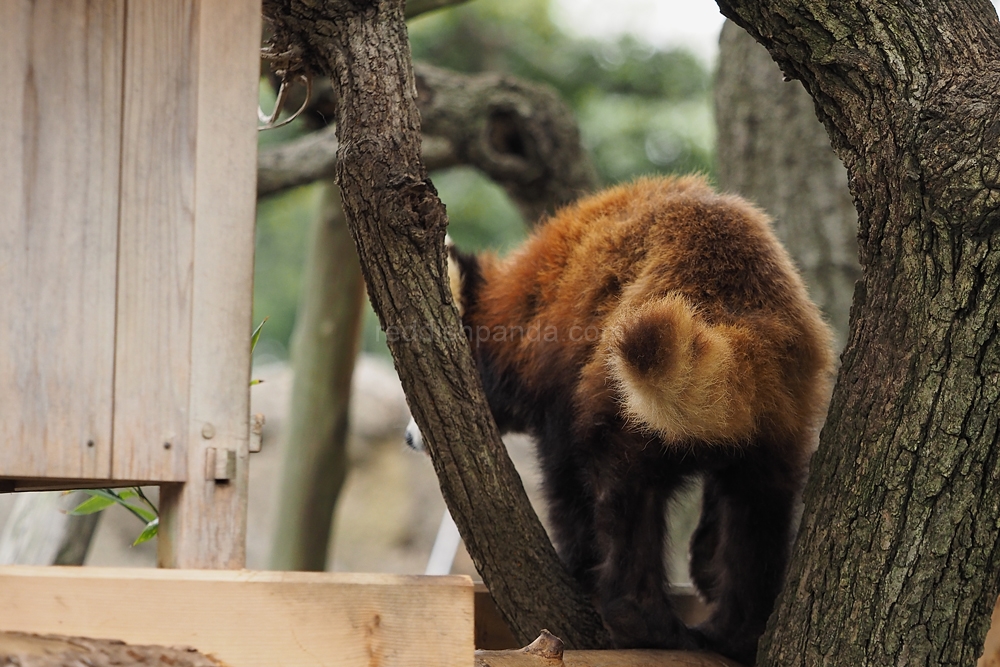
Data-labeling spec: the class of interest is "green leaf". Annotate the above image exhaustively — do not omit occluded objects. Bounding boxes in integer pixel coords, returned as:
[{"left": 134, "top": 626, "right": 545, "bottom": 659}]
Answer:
[
  {"left": 250, "top": 317, "right": 269, "bottom": 356},
  {"left": 118, "top": 489, "right": 138, "bottom": 500},
  {"left": 134, "top": 487, "right": 159, "bottom": 518},
  {"left": 68, "top": 495, "right": 116, "bottom": 515},
  {"left": 122, "top": 503, "right": 156, "bottom": 523},
  {"left": 249, "top": 378, "right": 264, "bottom": 386},
  {"left": 132, "top": 518, "right": 159, "bottom": 546},
  {"left": 80, "top": 488, "right": 125, "bottom": 504}
]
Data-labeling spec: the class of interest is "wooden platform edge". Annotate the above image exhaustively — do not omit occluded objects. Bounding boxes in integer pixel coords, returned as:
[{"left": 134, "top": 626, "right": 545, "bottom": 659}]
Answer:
[{"left": 0, "top": 567, "right": 474, "bottom": 667}]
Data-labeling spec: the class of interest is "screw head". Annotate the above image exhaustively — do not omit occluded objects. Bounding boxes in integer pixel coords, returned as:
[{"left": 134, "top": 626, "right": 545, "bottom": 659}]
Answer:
[{"left": 201, "top": 423, "right": 216, "bottom": 439}]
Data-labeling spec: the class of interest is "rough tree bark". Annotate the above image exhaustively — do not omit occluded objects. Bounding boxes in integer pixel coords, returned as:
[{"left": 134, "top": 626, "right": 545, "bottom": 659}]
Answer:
[
  {"left": 260, "top": 53, "right": 594, "bottom": 572},
  {"left": 711, "top": 2, "right": 1000, "bottom": 665},
  {"left": 714, "top": 20, "right": 860, "bottom": 350},
  {"left": 0, "top": 631, "right": 223, "bottom": 667},
  {"left": 261, "top": 0, "right": 610, "bottom": 648}
]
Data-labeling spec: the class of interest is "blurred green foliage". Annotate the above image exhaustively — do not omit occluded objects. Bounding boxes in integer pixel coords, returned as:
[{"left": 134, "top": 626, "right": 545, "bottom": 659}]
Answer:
[
  {"left": 253, "top": 0, "right": 714, "bottom": 361},
  {"left": 408, "top": 0, "right": 714, "bottom": 183}
]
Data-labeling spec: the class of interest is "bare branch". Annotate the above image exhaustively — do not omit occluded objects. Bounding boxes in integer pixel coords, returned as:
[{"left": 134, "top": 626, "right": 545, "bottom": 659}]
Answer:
[
  {"left": 257, "top": 64, "right": 596, "bottom": 220},
  {"left": 257, "top": 126, "right": 458, "bottom": 198},
  {"left": 416, "top": 63, "right": 597, "bottom": 222}
]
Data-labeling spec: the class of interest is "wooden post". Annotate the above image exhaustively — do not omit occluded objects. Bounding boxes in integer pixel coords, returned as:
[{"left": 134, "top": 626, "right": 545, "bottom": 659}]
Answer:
[{"left": 156, "top": 0, "right": 262, "bottom": 569}]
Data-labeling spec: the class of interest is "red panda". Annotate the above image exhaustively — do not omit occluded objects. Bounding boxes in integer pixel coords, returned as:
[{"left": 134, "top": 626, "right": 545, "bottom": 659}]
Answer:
[{"left": 408, "top": 175, "right": 834, "bottom": 663}]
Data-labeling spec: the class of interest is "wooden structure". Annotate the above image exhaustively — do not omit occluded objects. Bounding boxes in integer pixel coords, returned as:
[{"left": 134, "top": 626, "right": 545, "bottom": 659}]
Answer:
[
  {"left": 0, "top": 0, "right": 261, "bottom": 568},
  {"left": 0, "top": 567, "right": 474, "bottom": 667}
]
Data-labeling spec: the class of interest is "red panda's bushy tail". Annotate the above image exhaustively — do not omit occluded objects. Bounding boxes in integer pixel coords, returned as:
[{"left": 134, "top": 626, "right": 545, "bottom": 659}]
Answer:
[{"left": 604, "top": 294, "right": 758, "bottom": 444}]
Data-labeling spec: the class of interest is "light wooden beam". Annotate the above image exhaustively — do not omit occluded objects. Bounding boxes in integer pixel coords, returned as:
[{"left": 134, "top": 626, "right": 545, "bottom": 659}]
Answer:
[{"left": 0, "top": 567, "right": 474, "bottom": 667}]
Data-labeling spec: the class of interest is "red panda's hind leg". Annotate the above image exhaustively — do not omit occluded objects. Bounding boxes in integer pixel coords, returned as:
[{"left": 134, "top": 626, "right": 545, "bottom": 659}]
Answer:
[
  {"left": 590, "top": 455, "right": 701, "bottom": 651},
  {"left": 687, "top": 453, "right": 801, "bottom": 665}
]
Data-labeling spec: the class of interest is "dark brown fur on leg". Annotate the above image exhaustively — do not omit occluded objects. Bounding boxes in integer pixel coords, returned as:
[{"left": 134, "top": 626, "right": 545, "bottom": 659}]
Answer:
[
  {"left": 587, "top": 433, "right": 698, "bottom": 650},
  {"left": 690, "top": 453, "right": 801, "bottom": 664}
]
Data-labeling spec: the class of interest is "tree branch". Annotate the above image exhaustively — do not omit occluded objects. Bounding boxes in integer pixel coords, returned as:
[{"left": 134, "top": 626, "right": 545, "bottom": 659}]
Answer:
[
  {"left": 261, "top": 0, "right": 611, "bottom": 649},
  {"left": 415, "top": 63, "right": 597, "bottom": 222},
  {"left": 257, "top": 64, "right": 597, "bottom": 221},
  {"left": 712, "top": 3, "right": 1000, "bottom": 665},
  {"left": 257, "top": 125, "right": 457, "bottom": 198}
]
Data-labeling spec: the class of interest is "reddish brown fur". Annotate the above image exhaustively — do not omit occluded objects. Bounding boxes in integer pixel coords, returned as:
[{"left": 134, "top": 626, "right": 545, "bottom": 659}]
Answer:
[
  {"left": 449, "top": 175, "right": 834, "bottom": 663},
  {"left": 466, "top": 176, "right": 830, "bottom": 461}
]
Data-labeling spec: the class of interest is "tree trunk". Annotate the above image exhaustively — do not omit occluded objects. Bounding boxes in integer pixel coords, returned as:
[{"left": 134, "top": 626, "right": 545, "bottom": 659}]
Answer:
[
  {"left": 269, "top": 183, "right": 365, "bottom": 571},
  {"left": 714, "top": 20, "right": 860, "bottom": 350},
  {"left": 261, "top": 0, "right": 610, "bottom": 648},
  {"left": 259, "top": 51, "right": 594, "bottom": 576},
  {"left": 711, "top": 2, "right": 1000, "bottom": 665}
]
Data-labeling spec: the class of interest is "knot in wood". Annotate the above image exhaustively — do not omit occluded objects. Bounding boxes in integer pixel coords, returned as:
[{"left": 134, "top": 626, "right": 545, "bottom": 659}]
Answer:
[
  {"left": 522, "top": 630, "right": 564, "bottom": 660},
  {"left": 389, "top": 174, "right": 448, "bottom": 246}
]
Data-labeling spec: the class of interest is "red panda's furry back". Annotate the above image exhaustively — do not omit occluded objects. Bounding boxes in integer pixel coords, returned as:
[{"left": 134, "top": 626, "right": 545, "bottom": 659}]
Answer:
[
  {"left": 444, "top": 175, "right": 834, "bottom": 663},
  {"left": 466, "top": 175, "right": 830, "bottom": 453}
]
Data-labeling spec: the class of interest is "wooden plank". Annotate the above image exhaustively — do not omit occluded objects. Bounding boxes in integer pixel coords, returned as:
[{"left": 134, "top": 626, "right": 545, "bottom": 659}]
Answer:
[
  {"left": 112, "top": 0, "right": 199, "bottom": 482},
  {"left": 0, "top": 0, "right": 123, "bottom": 480},
  {"left": 157, "top": 0, "right": 262, "bottom": 568},
  {"left": 0, "top": 567, "right": 474, "bottom": 667}
]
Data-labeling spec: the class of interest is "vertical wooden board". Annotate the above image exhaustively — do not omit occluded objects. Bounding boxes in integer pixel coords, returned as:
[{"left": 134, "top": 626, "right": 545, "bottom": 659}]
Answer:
[
  {"left": 158, "top": 0, "right": 262, "bottom": 568},
  {"left": 0, "top": 0, "right": 123, "bottom": 480},
  {"left": 112, "top": 0, "right": 199, "bottom": 482},
  {"left": 0, "top": 568, "right": 475, "bottom": 667}
]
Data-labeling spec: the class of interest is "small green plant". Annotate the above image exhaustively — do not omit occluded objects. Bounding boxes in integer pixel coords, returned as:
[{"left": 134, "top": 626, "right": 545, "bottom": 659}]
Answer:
[
  {"left": 69, "top": 487, "right": 159, "bottom": 546},
  {"left": 250, "top": 316, "right": 268, "bottom": 385},
  {"left": 67, "top": 318, "right": 269, "bottom": 546}
]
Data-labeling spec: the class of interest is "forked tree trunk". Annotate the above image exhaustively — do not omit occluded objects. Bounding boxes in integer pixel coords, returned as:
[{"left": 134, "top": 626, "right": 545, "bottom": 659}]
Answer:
[
  {"left": 261, "top": 0, "right": 610, "bottom": 648},
  {"left": 711, "top": 2, "right": 1000, "bottom": 665}
]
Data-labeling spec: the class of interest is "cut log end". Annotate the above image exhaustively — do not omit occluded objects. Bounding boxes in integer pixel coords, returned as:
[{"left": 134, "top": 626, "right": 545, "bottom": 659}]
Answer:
[{"left": 0, "top": 631, "right": 228, "bottom": 667}]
